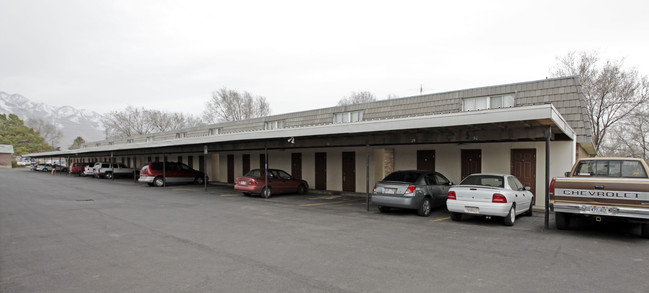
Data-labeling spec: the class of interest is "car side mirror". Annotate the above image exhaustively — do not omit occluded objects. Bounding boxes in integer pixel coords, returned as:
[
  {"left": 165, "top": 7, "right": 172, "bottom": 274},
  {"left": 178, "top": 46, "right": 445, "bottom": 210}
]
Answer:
[
  {"left": 448, "top": 182, "right": 453, "bottom": 186},
  {"left": 523, "top": 186, "right": 531, "bottom": 191},
  {"left": 564, "top": 172, "right": 571, "bottom": 177}
]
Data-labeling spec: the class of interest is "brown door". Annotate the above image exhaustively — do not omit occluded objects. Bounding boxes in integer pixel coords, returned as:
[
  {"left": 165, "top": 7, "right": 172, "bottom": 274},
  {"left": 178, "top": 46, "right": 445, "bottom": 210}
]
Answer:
[
  {"left": 227, "top": 154, "right": 234, "bottom": 183},
  {"left": 342, "top": 152, "right": 356, "bottom": 192},
  {"left": 291, "top": 153, "right": 302, "bottom": 179},
  {"left": 242, "top": 154, "right": 250, "bottom": 175},
  {"left": 461, "top": 149, "right": 482, "bottom": 180},
  {"left": 417, "top": 150, "right": 435, "bottom": 171},
  {"left": 511, "top": 149, "right": 536, "bottom": 196},
  {"left": 259, "top": 154, "right": 266, "bottom": 170},
  {"left": 315, "top": 152, "right": 327, "bottom": 190}
]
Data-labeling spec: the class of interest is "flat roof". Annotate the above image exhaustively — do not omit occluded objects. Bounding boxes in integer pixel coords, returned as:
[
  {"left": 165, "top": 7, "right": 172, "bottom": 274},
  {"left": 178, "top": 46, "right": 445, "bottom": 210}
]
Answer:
[{"left": 25, "top": 104, "right": 576, "bottom": 158}]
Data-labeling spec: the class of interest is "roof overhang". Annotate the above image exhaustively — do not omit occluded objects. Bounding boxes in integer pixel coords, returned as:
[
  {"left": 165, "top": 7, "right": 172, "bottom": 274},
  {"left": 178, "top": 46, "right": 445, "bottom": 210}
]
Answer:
[{"left": 25, "top": 104, "right": 581, "bottom": 157}]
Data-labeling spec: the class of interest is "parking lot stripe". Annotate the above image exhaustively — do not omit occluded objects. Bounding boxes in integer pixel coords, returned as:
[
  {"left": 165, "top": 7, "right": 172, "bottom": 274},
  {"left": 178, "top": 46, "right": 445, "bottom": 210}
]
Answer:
[
  {"left": 300, "top": 199, "right": 362, "bottom": 207},
  {"left": 219, "top": 194, "right": 241, "bottom": 197},
  {"left": 430, "top": 216, "right": 450, "bottom": 222}
]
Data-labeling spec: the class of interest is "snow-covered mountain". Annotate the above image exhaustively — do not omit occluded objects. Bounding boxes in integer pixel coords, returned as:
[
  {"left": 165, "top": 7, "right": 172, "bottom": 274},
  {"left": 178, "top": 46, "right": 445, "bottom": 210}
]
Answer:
[{"left": 0, "top": 92, "right": 105, "bottom": 149}]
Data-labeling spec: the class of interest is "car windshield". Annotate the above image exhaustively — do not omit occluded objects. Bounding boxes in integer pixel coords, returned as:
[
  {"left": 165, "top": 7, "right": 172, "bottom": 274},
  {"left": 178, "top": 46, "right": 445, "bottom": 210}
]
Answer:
[
  {"left": 382, "top": 172, "right": 421, "bottom": 183},
  {"left": 460, "top": 175, "right": 504, "bottom": 188}
]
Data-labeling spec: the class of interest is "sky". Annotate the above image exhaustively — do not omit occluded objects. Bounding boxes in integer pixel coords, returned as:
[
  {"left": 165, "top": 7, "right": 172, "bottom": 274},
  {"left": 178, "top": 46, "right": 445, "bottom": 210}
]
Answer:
[{"left": 1, "top": 0, "right": 648, "bottom": 118}]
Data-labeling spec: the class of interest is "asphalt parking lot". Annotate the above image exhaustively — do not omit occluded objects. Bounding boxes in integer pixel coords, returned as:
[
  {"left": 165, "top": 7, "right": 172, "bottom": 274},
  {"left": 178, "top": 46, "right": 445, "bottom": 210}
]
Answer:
[{"left": 1, "top": 169, "right": 648, "bottom": 293}]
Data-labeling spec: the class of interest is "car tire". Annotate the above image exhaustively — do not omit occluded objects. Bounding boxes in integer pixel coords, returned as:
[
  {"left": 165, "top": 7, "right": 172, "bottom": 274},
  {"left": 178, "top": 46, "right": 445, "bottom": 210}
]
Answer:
[
  {"left": 450, "top": 212, "right": 462, "bottom": 221},
  {"left": 296, "top": 184, "right": 307, "bottom": 195},
  {"left": 641, "top": 223, "right": 649, "bottom": 239},
  {"left": 524, "top": 200, "right": 533, "bottom": 217},
  {"left": 262, "top": 187, "right": 272, "bottom": 199},
  {"left": 417, "top": 197, "right": 432, "bottom": 217},
  {"left": 105, "top": 172, "right": 113, "bottom": 180},
  {"left": 555, "top": 212, "right": 571, "bottom": 230},
  {"left": 194, "top": 176, "right": 204, "bottom": 185},
  {"left": 377, "top": 206, "right": 391, "bottom": 213},
  {"left": 153, "top": 176, "right": 165, "bottom": 187},
  {"left": 503, "top": 206, "right": 516, "bottom": 226}
]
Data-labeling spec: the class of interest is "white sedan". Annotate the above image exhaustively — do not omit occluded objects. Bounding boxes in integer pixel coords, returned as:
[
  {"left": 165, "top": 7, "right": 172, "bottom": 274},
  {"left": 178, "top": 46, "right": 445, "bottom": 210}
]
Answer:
[{"left": 447, "top": 173, "right": 534, "bottom": 226}]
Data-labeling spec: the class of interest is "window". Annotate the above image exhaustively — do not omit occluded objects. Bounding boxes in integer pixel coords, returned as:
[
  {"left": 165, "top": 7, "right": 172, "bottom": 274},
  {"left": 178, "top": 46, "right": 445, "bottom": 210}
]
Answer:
[
  {"left": 334, "top": 110, "right": 364, "bottom": 123},
  {"left": 265, "top": 120, "right": 285, "bottom": 130},
  {"left": 208, "top": 128, "right": 220, "bottom": 136},
  {"left": 572, "top": 160, "right": 648, "bottom": 178},
  {"left": 463, "top": 94, "right": 515, "bottom": 111},
  {"left": 176, "top": 132, "right": 186, "bottom": 139}
]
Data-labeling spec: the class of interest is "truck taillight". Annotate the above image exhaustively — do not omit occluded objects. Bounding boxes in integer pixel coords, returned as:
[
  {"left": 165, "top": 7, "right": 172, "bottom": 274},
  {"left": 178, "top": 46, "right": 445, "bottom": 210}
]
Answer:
[
  {"left": 549, "top": 178, "right": 556, "bottom": 197},
  {"left": 492, "top": 193, "right": 507, "bottom": 203},
  {"left": 448, "top": 191, "right": 456, "bottom": 200}
]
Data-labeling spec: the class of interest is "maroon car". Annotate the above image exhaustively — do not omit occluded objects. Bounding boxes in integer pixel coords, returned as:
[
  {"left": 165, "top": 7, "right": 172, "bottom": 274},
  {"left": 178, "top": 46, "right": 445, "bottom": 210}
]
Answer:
[
  {"left": 234, "top": 169, "right": 308, "bottom": 198},
  {"left": 68, "top": 162, "right": 90, "bottom": 176}
]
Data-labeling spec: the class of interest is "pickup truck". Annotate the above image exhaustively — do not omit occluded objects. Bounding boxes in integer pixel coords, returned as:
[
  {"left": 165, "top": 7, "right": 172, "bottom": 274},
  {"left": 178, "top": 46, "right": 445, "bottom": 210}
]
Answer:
[{"left": 550, "top": 157, "right": 649, "bottom": 238}]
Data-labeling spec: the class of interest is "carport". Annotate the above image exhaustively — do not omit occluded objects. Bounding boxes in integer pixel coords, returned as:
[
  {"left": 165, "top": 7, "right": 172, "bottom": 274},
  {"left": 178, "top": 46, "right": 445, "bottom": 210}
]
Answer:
[{"left": 27, "top": 104, "right": 579, "bottom": 228}]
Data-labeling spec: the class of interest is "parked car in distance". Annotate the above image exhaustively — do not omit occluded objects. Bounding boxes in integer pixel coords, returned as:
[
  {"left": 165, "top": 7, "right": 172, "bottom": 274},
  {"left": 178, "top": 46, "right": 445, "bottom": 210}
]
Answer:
[
  {"left": 234, "top": 169, "right": 308, "bottom": 198},
  {"left": 372, "top": 170, "right": 452, "bottom": 217},
  {"left": 138, "top": 162, "right": 206, "bottom": 187},
  {"left": 68, "top": 162, "right": 89, "bottom": 176},
  {"left": 447, "top": 173, "right": 534, "bottom": 226},
  {"left": 34, "top": 163, "right": 46, "bottom": 171},
  {"left": 93, "top": 162, "right": 135, "bottom": 179},
  {"left": 82, "top": 162, "right": 97, "bottom": 177}
]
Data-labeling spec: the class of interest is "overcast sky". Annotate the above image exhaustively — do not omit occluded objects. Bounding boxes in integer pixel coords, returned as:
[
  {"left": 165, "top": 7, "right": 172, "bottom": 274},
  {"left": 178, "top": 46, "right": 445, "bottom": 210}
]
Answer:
[{"left": 1, "top": 0, "right": 648, "bottom": 118}]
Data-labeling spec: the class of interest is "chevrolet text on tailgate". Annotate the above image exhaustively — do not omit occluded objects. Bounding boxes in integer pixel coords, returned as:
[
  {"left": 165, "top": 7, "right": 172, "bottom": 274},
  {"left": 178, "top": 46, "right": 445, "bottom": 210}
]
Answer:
[{"left": 550, "top": 157, "right": 649, "bottom": 238}]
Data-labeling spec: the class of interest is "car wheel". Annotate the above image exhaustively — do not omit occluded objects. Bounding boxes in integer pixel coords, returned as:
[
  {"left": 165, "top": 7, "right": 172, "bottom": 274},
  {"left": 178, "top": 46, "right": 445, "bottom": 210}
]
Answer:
[
  {"left": 450, "top": 212, "right": 462, "bottom": 221},
  {"left": 524, "top": 200, "right": 533, "bottom": 217},
  {"left": 417, "top": 197, "right": 432, "bottom": 217},
  {"left": 105, "top": 172, "right": 113, "bottom": 180},
  {"left": 555, "top": 212, "right": 571, "bottom": 230},
  {"left": 641, "top": 223, "right": 649, "bottom": 239},
  {"left": 153, "top": 176, "right": 165, "bottom": 187},
  {"left": 296, "top": 184, "right": 307, "bottom": 195},
  {"left": 503, "top": 206, "right": 516, "bottom": 226},
  {"left": 261, "top": 187, "right": 272, "bottom": 199},
  {"left": 194, "top": 176, "right": 204, "bottom": 185},
  {"left": 377, "top": 206, "right": 391, "bottom": 213}
]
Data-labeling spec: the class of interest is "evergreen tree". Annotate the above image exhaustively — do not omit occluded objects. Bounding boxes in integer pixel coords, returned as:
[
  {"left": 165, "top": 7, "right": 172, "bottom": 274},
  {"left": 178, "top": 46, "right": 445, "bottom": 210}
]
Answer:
[{"left": 0, "top": 114, "right": 52, "bottom": 155}]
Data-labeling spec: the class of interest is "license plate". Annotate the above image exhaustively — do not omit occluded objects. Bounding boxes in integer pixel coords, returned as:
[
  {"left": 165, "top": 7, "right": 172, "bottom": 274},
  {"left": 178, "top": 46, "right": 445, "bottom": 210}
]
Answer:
[
  {"left": 239, "top": 181, "right": 247, "bottom": 185},
  {"left": 384, "top": 188, "right": 396, "bottom": 194},
  {"left": 465, "top": 206, "right": 479, "bottom": 214},
  {"left": 587, "top": 205, "right": 610, "bottom": 214}
]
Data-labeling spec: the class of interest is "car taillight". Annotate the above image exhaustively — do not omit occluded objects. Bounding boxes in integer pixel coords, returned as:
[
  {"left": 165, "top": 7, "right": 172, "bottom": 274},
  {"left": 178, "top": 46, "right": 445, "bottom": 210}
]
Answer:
[
  {"left": 373, "top": 184, "right": 377, "bottom": 192},
  {"left": 249, "top": 179, "right": 257, "bottom": 186},
  {"left": 404, "top": 185, "right": 416, "bottom": 197},
  {"left": 492, "top": 193, "right": 507, "bottom": 203},
  {"left": 448, "top": 191, "right": 456, "bottom": 200}
]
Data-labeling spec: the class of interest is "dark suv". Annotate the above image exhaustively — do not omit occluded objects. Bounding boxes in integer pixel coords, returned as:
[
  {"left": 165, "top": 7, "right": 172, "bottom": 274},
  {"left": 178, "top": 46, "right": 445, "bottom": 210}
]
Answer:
[{"left": 138, "top": 162, "right": 206, "bottom": 187}]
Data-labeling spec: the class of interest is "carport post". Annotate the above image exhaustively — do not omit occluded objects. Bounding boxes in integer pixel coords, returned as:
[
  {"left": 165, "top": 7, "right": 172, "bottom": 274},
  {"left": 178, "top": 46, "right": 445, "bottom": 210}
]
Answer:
[
  {"left": 162, "top": 153, "right": 166, "bottom": 187},
  {"left": 111, "top": 152, "right": 114, "bottom": 181},
  {"left": 67, "top": 156, "right": 70, "bottom": 176},
  {"left": 204, "top": 145, "right": 208, "bottom": 192},
  {"left": 366, "top": 144, "right": 370, "bottom": 212},
  {"left": 544, "top": 127, "right": 551, "bottom": 230},
  {"left": 264, "top": 147, "right": 268, "bottom": 197}
]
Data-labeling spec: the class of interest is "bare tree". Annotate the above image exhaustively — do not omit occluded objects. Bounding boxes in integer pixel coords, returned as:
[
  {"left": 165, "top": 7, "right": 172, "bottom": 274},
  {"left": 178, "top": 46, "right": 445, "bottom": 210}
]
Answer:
[
  {"left": 601, "top": 103, "right": 649, "bottom": 161},
  {"left": 202, "top": 88, "right": 271, "bottom": 123},
  {"left": 550, "top": 51, "right": 648, "bottom": 154},
  {"left": 102, "top": 106, "right": 204, "bottom": 139},
  {"left": 337, "top": 91, "right": 377, "bottom": 106},
  {"left": 25, "top": 118, "right": 62, "bottom": 149}
]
